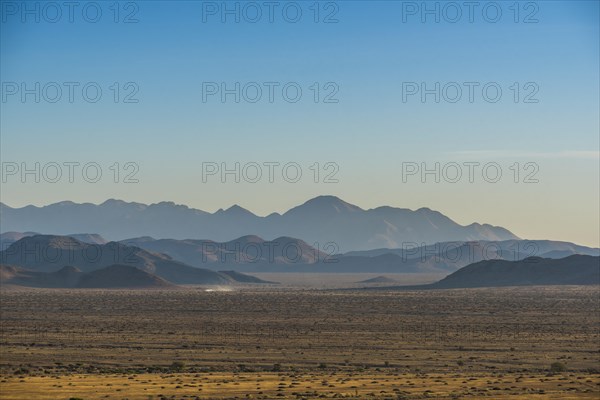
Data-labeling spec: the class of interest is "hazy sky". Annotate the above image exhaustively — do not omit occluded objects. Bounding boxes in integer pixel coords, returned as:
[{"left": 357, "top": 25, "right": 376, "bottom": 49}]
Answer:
[{"left": 1, "top": 1, "right": 599, "bottom": 247}]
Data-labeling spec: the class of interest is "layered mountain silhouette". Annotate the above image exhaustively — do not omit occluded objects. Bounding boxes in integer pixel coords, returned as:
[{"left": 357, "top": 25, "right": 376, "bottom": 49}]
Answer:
[
  {"left": 120, "top": 236, "right": 485, "bottom": 273},
  {"left": 2, "top": 232, "right": 598, "bottom": 274},
  {"left": 0, "top": 235, "right": 272, "bottom": 286},
  {"left": 119, "top": 236, "right": 600, "bottom": 274},
  {"left": 0, "top": 196, "right": 518, "bottom": 251},
  {"left": 344, "top": 240, "right": 600, "bottom": 259},
  {"left": 2, "top": 236, "right": 597, "bottom": 289},
  {"left": 121, "top": 235, "right": 329, "bottom": 268}
]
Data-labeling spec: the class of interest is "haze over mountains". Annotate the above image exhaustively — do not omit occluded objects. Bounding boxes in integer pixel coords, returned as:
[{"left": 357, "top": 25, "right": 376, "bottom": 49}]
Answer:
[
  {"left": 122, "top": 235, "right": 329, "bottom": 267},
  {"left": 2, "top": 232, "right": 598, "bottom": 274},
  {"left": 344, "top": 240, "right": 600, "bottom": 261},
  {"left": 110, "top": 236, "right": 600, "bottom": 273},
  {"left": 1, "top": 234, "right": 598, "bottom": 289},
  {"left": 0, "top": 235, "right": 272, "bottom": 286},
  {"left": 1, "top": 196, "right": 597, "bottom": 288},
  {"left": 0, "top": 196, "right": 518, "bottom": 251}
]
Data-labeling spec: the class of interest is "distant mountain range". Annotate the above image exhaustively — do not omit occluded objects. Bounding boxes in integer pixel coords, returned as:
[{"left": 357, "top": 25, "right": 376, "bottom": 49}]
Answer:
[
  {"left": 121, "top": 235, "right": 328, "bottom": 267},
  {"left": 2, "top": 233, "right": 598, "bottom": 274},
  {"left": 344, "top": 239, "right": 600, "bottom": 261},
  {"left": 0, "top": 196, "right": 518, "bottom": 251},
  {"left": 365, "top": 255, "right": 600, "bottom": 290},
  {"left": 118, "top": 236, "right": 600, "bottom": 273},
  {"left": 0, "top": 235, "right": 273, "bottom": 287},
  {"left": 2, "top": 235, "right": 597, "bottom": 289}
]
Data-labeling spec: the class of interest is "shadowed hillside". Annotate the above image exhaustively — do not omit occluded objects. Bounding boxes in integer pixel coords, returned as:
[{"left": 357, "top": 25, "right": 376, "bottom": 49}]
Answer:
[
  {"left": 358, "top": 255, "right": 600, "bottom": 290},
  {"left": 122, "top": 235, "right": 328, "bottom": 267},
  {"left": 0, "top": 264, "right": 173, "bottom": 288},
  {"left": 0, "top": 235, "right": 271, "bottom": 285},
  {"left": 77, "top": 265, "right": 174, "bottom": 288},
  {"left": 430, "top": 255, "right": 600, "bottom": 288}
]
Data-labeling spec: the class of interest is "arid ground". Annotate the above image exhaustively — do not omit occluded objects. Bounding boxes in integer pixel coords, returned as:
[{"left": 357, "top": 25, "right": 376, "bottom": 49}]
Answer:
[{"left": 1, "top": 285, "right": 599, "bottom": 399}]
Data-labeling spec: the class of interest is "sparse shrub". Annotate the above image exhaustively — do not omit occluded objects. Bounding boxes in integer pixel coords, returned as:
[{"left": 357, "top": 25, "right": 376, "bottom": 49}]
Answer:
[
  {"left": 457, "top": 360, "right": 464, "bottom": 366},
  {"left": 170, "top": 361, "right": 186, "bottom": 372},
  {"left": 318, "top": 362, "right": 327, "bottom": 369},
  {"left": 550, "top": 362, "right": 567, "bottom": 373}
]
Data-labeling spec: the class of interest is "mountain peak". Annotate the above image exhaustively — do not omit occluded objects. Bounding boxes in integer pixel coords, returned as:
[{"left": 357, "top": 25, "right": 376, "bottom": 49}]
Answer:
[
  {"left": 51, "top": 201, "right": 77, "bottom": 207},
  {"left": 150, "top": 201, "right": 189, "bottom": 209},
  {"left": 286, "top": 195, "right": 363, "bottom": 216},
  {"left": 100, "top": 199, "right": 129, "bottom": 207},
  {"left": 216, "top": 204, "right": 256, "bottom": 217},
  {"left": 2, "top": 197, "right": 520, "bottom": 249},
  {"left": 226, "top": 234, "right": 265, "bottom": 244}
]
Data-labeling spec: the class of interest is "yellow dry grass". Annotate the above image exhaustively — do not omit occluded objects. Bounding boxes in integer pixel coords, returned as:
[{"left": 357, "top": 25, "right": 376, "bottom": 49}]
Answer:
[{"left": 1, "top": 286, "right": 599, "bottom": 399}]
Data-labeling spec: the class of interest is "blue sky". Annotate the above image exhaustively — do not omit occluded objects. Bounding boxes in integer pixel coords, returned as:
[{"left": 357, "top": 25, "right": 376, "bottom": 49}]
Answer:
[{"left": 1, "top": 0, "right": 599, "bottom": 246}]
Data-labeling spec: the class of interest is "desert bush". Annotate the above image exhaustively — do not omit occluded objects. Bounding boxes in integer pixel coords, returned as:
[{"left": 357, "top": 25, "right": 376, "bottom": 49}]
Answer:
[
  {"left": 170, "top": 361, "right": 186, "bottom": 372},
  {"left": 550, "top": 362, "right": 567, "bottom": 373}
]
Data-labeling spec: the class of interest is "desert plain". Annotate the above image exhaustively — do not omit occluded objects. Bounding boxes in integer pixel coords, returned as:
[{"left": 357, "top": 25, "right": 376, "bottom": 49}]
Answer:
[{"left": 0, "top": 284, "right": 599, "bottom": 399}]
